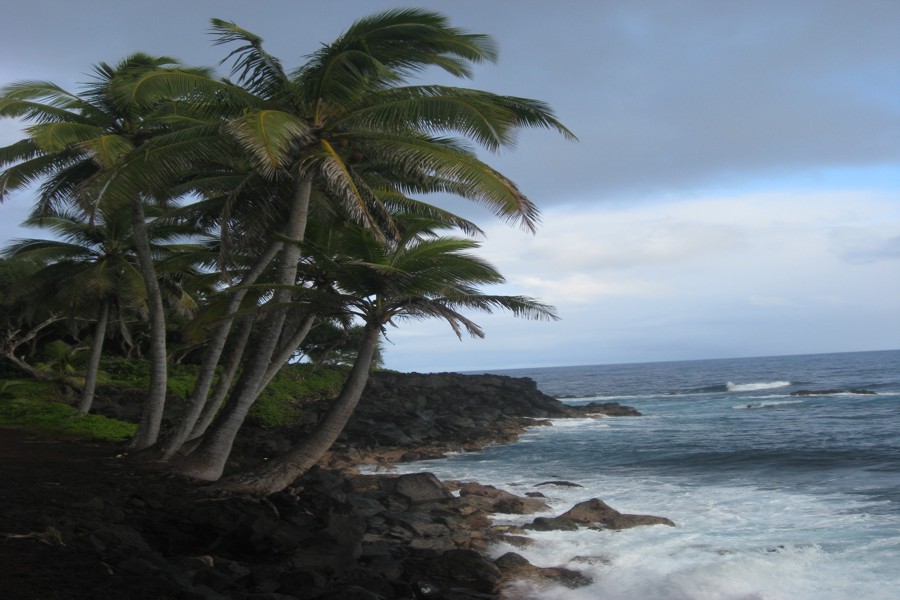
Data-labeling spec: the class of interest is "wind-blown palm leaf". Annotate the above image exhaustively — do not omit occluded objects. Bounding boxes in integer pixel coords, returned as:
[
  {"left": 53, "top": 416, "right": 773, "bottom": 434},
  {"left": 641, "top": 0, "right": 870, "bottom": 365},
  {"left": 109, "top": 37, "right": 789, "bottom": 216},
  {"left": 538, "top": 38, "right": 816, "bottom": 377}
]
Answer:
[
  {"left": 344, "top": 133, "right": 541, "bottom": 231},
  {"left": 113, "top": 69, "right": 261, "bottom": 117},
  {"left": 225, "top": 110, "right": 313, "bottom": 177},
  {"left": 210, "top": 19, "right": 291, "bottom": 100},
  {"left": 345, "top": 86, "right": 576, "bottom": 151}
]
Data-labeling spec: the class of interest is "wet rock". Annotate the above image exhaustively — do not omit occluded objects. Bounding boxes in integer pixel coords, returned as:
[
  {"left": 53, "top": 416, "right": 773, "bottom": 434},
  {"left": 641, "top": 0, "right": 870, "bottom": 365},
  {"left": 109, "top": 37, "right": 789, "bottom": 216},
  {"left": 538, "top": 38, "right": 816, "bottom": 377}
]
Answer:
[
  {"left": 392, "top": 472, "right": 454, "bottom": 504},
  {"left": 406, "top": 549, "right": 502, "bottom": 594},
  {"left": 525, "top": 516, "right": 579, "bottom": 532},
  {"left": 574, "top": 401, "right": 641, "bottom": 416},
  {"left": 494, "top": 552, "right": 592, "bottom": 589},
  {"left": 790, "top": 389, "right": 876, "bottom": 396},
  {"left": 534, "top": 480, "right": 583, "bottom": 488},
  {"left": 457, "top": 482, "right": 547, "bottom": 514},
  {"left": 559, "top": 498, "right": 675, "bottom": 529}
]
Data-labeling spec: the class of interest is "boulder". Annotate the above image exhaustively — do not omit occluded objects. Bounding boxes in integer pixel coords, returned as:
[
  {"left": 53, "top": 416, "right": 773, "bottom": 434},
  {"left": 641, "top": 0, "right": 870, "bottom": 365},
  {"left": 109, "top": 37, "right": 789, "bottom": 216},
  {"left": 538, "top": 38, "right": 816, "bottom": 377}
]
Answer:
[
  {"left": 559, "top": 498, "right": 675, "bottom": 530},
  {"left": 405, "top": 549, "right": 502, "bottom": 594},
  {"left": 524, "top": 516, "right": 579, "bottom": 532},
  {"left": 393, "top": 472, "right": 453, "bottom": 504},
  {"left": 494, "top": 552, "right": 592, "bottom": 589},
  {"left": 534, "top": 480, "right": 583, "bottom": 488},
  {"left": 457, "top": 482, "right": 547, "bottom": 514}
]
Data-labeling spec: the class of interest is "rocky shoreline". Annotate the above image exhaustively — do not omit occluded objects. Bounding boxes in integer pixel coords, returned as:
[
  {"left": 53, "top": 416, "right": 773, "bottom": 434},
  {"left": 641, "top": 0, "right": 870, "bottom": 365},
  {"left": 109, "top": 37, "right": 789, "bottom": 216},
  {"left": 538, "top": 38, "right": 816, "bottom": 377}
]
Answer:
[{"left": 1, "top": 373, "right": 671, "bottom": 599}]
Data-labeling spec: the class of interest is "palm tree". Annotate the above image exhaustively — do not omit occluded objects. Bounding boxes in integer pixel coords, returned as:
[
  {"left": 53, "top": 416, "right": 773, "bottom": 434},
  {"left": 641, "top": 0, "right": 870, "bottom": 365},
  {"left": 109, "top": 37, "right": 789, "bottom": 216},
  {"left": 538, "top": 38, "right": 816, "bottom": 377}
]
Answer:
[
  {"left": 155, "top": 9, "right": 574, "bottom": 477},
  {"left": 2, "top": 202, "right": 204, "bottom": 413},
  {"left": 219, "top": 215, "right": 558, "bottom": 494},
  {"left": 0, "top": 54, "right": 215, "bottom": 448}
]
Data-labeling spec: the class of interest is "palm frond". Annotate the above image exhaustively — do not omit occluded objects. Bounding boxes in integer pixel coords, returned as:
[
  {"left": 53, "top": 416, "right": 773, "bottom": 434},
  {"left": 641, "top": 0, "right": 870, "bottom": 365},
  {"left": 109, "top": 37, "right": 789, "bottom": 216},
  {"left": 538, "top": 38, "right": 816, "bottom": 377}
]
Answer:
[
  {"left": 210, "top": 19, "right": 289, "bottom": 98},
  {"left": 225, "top": 109, "right": 313, "bottom": 177},
  {"left": 347, "top": 133, "right": 541, "bottom": 232},
  {"left": 346, "top": 85, "right": 577, "bottom": 151}
]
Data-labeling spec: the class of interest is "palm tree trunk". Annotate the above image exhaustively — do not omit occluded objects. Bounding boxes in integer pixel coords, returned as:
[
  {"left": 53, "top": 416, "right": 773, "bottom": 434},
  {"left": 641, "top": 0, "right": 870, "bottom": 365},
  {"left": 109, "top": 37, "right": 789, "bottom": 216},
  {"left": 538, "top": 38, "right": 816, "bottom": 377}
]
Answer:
[
  {"left": 188, "top": 314, "right": 254, "bottom": 441},
  {"left": 221, "top": 324, "right": 381, "bottom": 495},
  {"left": 130, "top": 198, "right": 169, "bottom": 450},
  {"left": 257, "top": 312, "right": 316, "bottom": 392},
  {"left": 172, "top": 178, "right": 312, "bottom": 481},
  {"left": 160, "top": 240, "right": 283, "bottom": 460},
  {"left": 77, "top": 300, "right": 110, "bottom": 414}
]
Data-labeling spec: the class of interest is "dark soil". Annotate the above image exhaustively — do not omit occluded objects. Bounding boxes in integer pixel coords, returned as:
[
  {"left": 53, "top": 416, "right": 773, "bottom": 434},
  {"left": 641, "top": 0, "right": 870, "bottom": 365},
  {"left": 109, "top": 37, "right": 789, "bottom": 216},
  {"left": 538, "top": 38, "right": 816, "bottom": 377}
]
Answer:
[
  {"left": 0, "top": 373, "right": 644, "bottom": 599},
  {"left": 0, "top": 429, "right": 201, "bottom": 599}
]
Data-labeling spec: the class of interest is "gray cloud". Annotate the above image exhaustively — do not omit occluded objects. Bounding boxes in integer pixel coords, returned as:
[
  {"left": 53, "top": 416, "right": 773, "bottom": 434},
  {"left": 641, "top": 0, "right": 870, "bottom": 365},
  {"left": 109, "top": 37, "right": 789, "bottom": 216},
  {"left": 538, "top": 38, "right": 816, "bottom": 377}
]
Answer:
[{"left": 3, "top": 1, "right": 898, "bottom": 208}]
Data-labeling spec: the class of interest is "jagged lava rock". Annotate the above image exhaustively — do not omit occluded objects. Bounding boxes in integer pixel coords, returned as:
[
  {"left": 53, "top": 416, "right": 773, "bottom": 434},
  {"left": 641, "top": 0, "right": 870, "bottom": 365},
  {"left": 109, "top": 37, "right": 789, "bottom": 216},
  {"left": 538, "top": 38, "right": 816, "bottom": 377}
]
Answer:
[{"left": 558, "top": 498, "right": 675, "bottom": 530}]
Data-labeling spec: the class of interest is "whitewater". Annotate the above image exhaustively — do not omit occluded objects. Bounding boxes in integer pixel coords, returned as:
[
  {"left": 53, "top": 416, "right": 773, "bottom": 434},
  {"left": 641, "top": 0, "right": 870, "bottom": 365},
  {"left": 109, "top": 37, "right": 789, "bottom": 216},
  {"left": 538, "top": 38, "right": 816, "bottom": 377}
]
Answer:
[{"left": 391, "top": 350, "right": 900, "bottom": 599}]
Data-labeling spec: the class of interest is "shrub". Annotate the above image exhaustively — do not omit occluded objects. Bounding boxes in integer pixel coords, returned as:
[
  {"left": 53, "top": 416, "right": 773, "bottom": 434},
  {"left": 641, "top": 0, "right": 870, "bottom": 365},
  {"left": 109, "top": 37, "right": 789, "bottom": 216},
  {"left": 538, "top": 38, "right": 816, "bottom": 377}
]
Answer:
[
  {"left": 249, "top": 364, "right": 347, "bottom": 428},
  {"left": 0, "top": 398, "right": 136, "bottom": 442}
]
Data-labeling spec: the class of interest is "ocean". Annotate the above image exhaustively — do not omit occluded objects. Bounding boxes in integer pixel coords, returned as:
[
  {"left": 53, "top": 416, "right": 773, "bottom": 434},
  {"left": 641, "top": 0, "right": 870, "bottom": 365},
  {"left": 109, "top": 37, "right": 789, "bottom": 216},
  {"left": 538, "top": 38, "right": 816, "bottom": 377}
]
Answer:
[{"left": 392, "top": 349, "right": 900, "bottom": 599}]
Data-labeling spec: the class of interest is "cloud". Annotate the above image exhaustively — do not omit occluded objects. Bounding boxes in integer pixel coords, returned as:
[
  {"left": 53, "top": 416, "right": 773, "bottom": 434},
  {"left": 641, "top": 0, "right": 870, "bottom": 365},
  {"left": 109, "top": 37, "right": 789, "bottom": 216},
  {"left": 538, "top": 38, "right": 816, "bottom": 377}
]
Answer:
[
  {"left": 830, "top": 229, "right": 900, "bottom": 264},
  {"left": 381, "top": 188, "right": 900, "bottom": 370},
  {"left": 512, "top": 274, "right": 668, "bottom": 305},
  {"left": 747, "top": 296, "right": 796, "bottom": 307}
]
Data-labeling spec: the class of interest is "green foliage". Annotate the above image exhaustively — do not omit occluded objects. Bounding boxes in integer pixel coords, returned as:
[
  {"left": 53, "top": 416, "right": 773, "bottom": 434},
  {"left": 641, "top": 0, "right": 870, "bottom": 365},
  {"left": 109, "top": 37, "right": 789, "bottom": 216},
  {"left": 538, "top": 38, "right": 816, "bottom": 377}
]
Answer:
[
  {"left": 249, "top": 363, "right": 347, "bottom": 429},
  {"left": 100, "top": 356, "right": 200, "bottom": 399},
  {"left": 0, "top": 398, "right": 136, "bottom": 442},
  {"left": 101, "top": 356, "right": 151, "bottom": 387},
  {"left": 0, "top": 378, "right": 56, "bottom": 401}
]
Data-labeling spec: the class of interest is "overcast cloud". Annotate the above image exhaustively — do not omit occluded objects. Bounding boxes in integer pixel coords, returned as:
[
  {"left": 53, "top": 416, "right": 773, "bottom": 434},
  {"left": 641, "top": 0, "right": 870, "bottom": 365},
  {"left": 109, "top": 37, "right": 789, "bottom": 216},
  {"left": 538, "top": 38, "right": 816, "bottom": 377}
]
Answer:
[{"left": 2, "top": 1, "right": 898, "bottom": 371}]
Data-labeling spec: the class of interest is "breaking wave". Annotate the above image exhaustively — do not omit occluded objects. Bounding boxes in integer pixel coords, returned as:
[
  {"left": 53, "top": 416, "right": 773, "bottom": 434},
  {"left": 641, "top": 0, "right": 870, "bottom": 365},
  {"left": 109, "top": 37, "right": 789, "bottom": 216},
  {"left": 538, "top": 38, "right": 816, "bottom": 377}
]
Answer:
[{"left": 726, "top": 381, "right": 792, "bottom": 392}]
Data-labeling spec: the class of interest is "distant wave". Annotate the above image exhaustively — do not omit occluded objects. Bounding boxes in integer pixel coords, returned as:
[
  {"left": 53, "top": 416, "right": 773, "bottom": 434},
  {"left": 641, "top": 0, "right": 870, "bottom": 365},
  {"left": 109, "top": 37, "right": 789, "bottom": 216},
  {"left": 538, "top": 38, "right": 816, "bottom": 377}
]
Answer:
[
  {"left": 726, "top": 381, "right": 792, "bottom": 392},
  {"left": 671, "top": 381, "right": 793, "bottom": 395}
]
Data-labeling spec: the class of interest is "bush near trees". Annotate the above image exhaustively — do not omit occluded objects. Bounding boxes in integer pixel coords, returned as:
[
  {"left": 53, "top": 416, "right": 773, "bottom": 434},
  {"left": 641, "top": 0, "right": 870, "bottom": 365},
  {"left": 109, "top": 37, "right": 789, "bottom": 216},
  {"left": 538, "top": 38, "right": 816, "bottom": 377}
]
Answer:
[{"left": 0, "top": 9, "right": 573, "bottom": 494}]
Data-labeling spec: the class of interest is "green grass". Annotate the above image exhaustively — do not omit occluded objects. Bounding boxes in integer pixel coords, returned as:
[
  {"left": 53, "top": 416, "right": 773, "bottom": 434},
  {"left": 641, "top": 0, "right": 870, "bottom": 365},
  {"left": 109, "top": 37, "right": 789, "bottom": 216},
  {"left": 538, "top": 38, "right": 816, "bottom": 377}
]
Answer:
[
  {"left": 0, "top": 398, "right": 136, "bottom": 442},
  {"left": 0, "top": 358, "right": 351, "bottom": 438},
  {"left": 250, "top": 364, "right": 347, "bottom": 428}
]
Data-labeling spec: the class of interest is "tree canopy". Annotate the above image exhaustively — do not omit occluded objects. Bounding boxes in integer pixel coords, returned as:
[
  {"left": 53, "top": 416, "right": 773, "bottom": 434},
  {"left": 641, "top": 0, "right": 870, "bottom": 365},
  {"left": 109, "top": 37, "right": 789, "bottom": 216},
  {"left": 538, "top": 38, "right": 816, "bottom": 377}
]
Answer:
[{"left": 0, "top": 9, "right": 574, "bottom": 492}]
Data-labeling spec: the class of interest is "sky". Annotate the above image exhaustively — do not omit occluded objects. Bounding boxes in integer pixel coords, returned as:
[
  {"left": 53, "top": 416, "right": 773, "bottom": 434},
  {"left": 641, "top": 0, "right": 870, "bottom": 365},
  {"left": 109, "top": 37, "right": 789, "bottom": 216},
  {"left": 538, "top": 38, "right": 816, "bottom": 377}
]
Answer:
[{"left": 1, "top": 1, "right": 898, "bottom": 372}]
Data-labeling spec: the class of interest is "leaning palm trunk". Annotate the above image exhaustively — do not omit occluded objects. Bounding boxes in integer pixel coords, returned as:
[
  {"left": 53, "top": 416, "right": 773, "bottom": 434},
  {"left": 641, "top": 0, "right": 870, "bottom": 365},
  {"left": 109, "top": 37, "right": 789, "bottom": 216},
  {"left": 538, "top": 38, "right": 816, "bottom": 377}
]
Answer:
[
  {"left": 130, "top": 199, "right": 170, "bottom": 450},
  {"left": 188, "top": 314, "right": 255, "bottom": 441},
  {"left": 257, "top": 312, "right": 317, "bottom": 392},
  {"left": 221, "top": 324, "right": 382, "bottom": 495},
  {"left": 172, "top": 179, "right": 312, "bottom": 480},
  {"left": 77, "top": 300, "right": 110, "bottom": 414},
  {"left": 160, "top": 240, "right": 284, "bottom": 460}
]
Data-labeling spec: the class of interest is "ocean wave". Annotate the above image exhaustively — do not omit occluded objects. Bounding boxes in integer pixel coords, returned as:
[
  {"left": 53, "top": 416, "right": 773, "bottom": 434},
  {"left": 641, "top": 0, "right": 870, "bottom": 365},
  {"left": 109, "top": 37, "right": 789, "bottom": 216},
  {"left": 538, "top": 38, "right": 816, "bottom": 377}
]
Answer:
[
  {"left": 670, "top": 381, "right": 793, "bottom": 395},
  {"left": 726, "top": 381, "right": 792, "bottom": 392}
]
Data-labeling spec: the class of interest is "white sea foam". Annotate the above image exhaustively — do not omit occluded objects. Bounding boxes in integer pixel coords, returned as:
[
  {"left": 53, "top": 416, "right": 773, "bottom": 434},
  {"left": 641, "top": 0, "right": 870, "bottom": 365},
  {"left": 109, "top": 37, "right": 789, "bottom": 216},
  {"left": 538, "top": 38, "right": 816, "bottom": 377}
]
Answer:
[
  {"left": 390, "top": 431, "right": 900, "bottom": 600},
  {"left": 726, "top": 381, "right": 792, "bottom": 392},
  {"left": 482, "top": 473, "right": 900, "bottom": 600}
]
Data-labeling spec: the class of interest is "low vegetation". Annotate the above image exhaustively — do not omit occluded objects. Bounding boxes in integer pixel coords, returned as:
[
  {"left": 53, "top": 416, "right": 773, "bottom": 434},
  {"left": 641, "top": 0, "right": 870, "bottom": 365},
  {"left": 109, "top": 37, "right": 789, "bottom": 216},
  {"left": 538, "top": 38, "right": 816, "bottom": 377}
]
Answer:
[{"left": 0, "top": 398, "right": 136, "bottom": 442}]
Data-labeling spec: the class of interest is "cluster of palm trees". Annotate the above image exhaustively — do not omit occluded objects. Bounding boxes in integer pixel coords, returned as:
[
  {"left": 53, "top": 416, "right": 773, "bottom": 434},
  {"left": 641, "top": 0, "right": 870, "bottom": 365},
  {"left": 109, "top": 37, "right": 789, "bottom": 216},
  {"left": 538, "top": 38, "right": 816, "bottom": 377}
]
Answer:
[{"left": 0, "top": 9, "right": 573, "bottom": 494}]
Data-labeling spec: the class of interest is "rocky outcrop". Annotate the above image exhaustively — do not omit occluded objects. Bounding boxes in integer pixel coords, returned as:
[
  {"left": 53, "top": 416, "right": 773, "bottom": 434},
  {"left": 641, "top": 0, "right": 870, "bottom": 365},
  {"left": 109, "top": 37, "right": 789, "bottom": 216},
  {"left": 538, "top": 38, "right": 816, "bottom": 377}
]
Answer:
[
  {"left": 790, "top": 389, "right": 876, "bottom": 396},
  {"left": 495, "top": 551, "right": 593, "bottom": 590},
  {"left": 2, "top": 368, "right": 661, "bottom": 600},
  {"left": 525, "top": 498, "right": 675, "bottom": 532},
  {"left": 232, "top": 372, "right": 642, "bottom": 473},
  {"left": 558, "top": 498, "right": 675, "bottom": 530}
]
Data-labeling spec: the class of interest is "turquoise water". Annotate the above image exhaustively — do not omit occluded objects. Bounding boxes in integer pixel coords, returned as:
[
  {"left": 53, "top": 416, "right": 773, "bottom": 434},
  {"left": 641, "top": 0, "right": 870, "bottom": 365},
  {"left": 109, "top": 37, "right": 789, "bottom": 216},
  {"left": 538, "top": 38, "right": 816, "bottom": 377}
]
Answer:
[{"left": 393, "top": 350, "right": 900, "bottom": 599}]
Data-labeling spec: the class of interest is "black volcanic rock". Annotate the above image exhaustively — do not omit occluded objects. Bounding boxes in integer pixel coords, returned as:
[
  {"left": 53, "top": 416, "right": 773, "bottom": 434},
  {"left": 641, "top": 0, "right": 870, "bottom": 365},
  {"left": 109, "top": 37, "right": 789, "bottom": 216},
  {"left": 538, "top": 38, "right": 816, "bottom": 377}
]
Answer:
[{"left": 790, "top": 389, "right": 876, "bottom": 396}]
